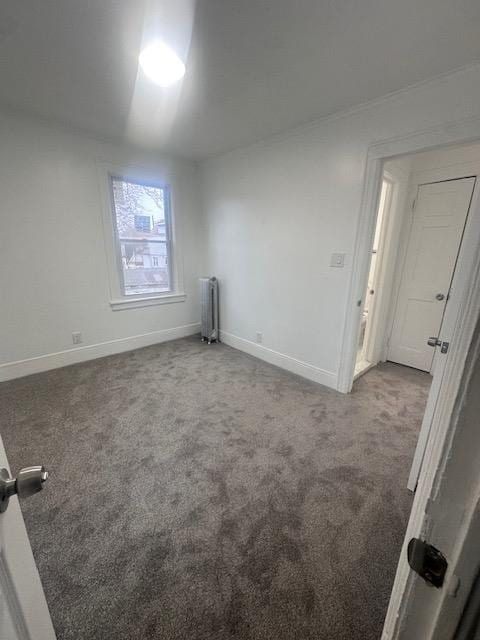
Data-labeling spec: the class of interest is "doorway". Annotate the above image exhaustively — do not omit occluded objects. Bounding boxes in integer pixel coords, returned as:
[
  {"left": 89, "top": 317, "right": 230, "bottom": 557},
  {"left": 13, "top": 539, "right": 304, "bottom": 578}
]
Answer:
[
  {"left": 355, "top": 176, "right": 394, "bottom": 377},
  {"left": 354, "top": 150, "right": 477, "bottom": 384},
  {"left": 338, "top": 132, "right": 480, "bottom": 639},
  {"left": 387, "top": 176, "right": 475, "bottom": 372},
  {"left": 352, "top": 143, "right": 480, "bottom": 493}
]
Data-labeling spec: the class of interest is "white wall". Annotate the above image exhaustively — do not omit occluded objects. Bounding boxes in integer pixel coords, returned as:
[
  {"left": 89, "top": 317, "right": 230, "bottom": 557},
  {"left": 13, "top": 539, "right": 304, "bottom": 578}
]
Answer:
[
  {"left": 200, "top": 63, "right": 480, "bottom": 389},
  {"left": 0, "top": 113, "right": 204, "bottom": 380}
]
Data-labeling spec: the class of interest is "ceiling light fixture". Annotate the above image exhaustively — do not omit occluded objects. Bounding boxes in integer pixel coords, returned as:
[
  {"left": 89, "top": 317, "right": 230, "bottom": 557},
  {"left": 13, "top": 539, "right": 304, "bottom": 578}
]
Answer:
[{"left": 139, "top": 41, "right": 186, "bottom": 88}]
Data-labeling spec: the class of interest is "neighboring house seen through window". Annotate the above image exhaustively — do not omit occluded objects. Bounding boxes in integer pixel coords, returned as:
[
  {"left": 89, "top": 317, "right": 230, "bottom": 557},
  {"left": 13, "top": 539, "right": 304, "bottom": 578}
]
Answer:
[
  {"left": 134, "top": 214, "right": 153, "bottom": 233},
  {"left": 110, "top": 177, "right": 172, "bottom": 297}
]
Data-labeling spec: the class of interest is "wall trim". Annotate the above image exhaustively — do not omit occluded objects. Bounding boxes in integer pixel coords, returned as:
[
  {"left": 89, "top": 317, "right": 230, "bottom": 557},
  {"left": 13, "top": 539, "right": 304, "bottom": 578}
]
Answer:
[
  {"left": 202, "top": 61, "right": 480, "bottom": 165},
  {"left": 220, "top": 330, "right": 337, "bottom": 390},
  {"left": 0, "top": 323, "right": 200, "bottom": 382},
  {"left": 110, "top": 292, "right": 187, "bottom": 311},
  {"left": 0, "top": 104, "right": 195, "bottom": 170}
]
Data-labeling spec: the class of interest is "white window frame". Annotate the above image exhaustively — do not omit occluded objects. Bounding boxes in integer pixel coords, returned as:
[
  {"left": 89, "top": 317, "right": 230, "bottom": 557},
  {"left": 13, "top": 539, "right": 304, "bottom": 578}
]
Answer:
[
  {"left": 98, "top": 162, "right": 186, "bottom": 311},
  {"left": 110, "top": 175, "right": 174, "bottom": 298}
]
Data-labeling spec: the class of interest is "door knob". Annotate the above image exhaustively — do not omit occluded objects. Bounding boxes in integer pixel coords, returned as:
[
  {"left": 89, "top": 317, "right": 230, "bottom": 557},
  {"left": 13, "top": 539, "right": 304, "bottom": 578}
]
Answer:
[
  {"left": 435, "top": 293, "right": 445, "bottom": 301},
  {"left": 0, "top": 466, "right": 48, "bottom": 513}
]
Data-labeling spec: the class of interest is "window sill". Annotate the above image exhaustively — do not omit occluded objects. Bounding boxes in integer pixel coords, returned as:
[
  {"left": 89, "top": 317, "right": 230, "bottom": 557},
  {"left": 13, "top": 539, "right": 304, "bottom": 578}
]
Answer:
[{"left": 110, "top": 293, "right": 187, "bottom": 311}]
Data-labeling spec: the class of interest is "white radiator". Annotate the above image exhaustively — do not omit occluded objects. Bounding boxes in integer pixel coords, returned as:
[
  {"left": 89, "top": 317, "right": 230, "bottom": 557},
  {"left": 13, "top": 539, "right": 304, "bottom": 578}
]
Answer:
[{"left": 200, "top": 277, "right": 219, "bottom": 343}]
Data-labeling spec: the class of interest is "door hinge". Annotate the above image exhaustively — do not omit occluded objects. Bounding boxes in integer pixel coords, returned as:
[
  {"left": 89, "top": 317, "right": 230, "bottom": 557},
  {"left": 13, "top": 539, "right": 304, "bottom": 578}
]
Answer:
[
  {"left": 412, "top": 197, "right": 417, "bottom": 211},
  {"left": 407, "top": 538, "right": 448, "bottom": 588}
]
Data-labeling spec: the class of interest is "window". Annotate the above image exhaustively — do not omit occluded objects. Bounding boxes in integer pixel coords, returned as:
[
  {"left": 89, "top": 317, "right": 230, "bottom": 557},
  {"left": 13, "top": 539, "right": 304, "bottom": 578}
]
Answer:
[
  {"left": 110, "top": 177, "right": 172, "bottom": 297},
  {"left": 134, "top": 214, "right": 153, "bottom": 233}
]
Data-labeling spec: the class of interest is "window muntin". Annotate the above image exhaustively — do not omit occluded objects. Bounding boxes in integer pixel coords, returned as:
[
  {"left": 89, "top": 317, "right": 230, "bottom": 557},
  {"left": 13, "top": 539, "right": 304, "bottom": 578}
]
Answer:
[{"left": 110, "top": 177, "right": 172, "bottom": 297}]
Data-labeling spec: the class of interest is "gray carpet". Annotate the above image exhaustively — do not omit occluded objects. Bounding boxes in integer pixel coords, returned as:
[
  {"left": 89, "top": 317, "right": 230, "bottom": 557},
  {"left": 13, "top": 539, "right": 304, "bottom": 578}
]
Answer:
[{"left": 0, "top": 337, "right": 431, "bottom": 640}]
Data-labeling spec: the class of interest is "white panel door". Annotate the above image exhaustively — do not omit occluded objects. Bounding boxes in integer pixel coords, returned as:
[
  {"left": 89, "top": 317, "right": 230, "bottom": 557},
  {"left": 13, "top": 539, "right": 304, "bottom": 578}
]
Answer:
[
  {"left": 0, "top": 435, "right": 56, "bottom": 640},
  {"left": 388, "top": 177, "right": 475, "bottom": 371}
]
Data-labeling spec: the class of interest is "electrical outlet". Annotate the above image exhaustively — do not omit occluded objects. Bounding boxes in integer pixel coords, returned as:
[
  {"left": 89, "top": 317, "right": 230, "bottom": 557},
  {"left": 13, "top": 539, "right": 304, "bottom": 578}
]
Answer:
[
  {"left": 256, "top": 331, "right": 263, "bottom": 344},
  {"left": 72, "top": 332, "right": 82, "bottom": 345}
]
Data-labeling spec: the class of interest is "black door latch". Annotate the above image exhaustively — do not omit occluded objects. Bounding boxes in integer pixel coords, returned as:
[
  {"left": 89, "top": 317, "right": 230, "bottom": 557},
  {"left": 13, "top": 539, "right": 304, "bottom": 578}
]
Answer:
[{"left": 407, "top": 538, "right": 448, "bottom": 588}]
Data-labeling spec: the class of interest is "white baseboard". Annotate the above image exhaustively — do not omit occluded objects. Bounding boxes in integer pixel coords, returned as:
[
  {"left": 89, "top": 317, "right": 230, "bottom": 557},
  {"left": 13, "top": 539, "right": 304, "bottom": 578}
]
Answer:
[
  {"left": 220, "top": 330, "right": 337, "bottom": 390},
  {"left": 0, "top": 323, "right": 200, "bottom": 382}
]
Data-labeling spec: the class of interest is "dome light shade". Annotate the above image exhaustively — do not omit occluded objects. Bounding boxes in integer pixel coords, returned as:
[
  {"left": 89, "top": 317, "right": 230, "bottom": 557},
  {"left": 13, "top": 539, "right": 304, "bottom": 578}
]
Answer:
[{"left": 139, "top": 42, "right": 186, "bottom": 87}]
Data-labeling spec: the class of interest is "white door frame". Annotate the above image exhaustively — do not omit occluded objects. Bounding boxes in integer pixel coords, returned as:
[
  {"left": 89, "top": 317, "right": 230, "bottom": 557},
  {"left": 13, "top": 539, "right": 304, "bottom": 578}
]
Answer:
[{"left": 336, "top": 118, "right": 480, "bottom": 639}]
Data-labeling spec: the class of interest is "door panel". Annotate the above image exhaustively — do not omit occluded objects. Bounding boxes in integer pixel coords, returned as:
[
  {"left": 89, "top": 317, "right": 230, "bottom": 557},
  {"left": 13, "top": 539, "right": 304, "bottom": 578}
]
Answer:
[
  {"left": 0, "top": 570, "right": 23, "bottom": 640},
  {"left": 0, "top": 436, "right": 56, "bottom": 640},
  {"left": 388, "top": 177, "right": 475, "bottom": 371}
]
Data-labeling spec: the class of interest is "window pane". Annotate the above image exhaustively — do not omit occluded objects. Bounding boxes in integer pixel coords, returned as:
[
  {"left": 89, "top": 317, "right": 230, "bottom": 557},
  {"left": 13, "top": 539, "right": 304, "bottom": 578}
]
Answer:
[
  {"left": 110, "top": 177, "right": 172, "bottom": 296},
  {"left": 120, "top": 241, "right": 170, "bottom": 296}
]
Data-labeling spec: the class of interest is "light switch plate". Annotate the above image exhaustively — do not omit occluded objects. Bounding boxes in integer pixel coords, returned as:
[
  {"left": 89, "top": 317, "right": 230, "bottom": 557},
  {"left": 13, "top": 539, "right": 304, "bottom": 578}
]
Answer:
[{"left": 330, "top": 253, "right": 346, "bottom": 268}]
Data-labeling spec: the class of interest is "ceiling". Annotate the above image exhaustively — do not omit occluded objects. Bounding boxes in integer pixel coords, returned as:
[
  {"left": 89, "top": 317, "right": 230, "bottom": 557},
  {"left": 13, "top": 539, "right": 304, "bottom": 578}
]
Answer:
[{"left": 1, "top": 0, "right": 480, "bottom": 160}]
